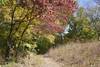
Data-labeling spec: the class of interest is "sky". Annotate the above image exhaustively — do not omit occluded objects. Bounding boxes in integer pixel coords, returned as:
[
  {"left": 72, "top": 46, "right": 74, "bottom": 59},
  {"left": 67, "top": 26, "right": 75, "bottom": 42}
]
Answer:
[{"left": 77, "top": 0, "right": 97, "bottom": 8}]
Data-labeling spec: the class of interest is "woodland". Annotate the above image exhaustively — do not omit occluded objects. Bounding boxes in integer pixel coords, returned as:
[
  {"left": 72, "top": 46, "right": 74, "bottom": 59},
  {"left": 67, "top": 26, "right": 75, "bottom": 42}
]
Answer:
[{"left": 0, "top": 0, "right": 100, "bottom": 67}]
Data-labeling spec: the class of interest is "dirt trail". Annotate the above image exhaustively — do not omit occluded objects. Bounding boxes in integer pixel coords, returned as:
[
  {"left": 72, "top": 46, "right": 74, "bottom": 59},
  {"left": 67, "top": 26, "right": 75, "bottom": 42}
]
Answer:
[
  {"left": 1, "top": 54, "right": 63, "bottom": 67},
  {"left": 41, "top": 56, "right": 63, "bottom": 67}
]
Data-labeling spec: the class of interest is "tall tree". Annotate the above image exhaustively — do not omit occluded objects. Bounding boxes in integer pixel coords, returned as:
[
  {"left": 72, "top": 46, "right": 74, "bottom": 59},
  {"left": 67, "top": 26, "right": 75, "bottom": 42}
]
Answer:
[{"left": 1, "top": 0, "right": 77, "bottom": 60}]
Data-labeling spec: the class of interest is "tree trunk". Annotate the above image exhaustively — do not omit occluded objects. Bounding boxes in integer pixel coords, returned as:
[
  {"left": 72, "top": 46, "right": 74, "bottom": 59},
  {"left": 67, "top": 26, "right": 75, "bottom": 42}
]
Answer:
[{"left": 5, "top": 37, "right": 16, "bottom": 61}]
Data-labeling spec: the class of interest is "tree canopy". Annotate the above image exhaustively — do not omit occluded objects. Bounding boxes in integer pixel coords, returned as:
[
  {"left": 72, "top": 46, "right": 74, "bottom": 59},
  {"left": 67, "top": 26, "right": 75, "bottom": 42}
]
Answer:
[{"left": 0, "top": 0, "right": 77, "bottom": 60}]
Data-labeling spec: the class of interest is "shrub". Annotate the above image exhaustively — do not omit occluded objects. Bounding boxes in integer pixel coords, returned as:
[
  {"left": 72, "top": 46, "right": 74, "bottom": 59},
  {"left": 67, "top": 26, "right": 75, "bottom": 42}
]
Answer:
[{"left": 35, "top": 36, "right": 52, "bottom": 54}]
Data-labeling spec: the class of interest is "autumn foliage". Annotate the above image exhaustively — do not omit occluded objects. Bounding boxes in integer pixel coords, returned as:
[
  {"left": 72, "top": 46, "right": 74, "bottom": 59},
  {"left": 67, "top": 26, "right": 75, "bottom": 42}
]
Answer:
[
  {"left": 0, "top": 0, "right": 77, "bottom": 60},
  {"left": 18, "top": 0, "right": 77, "bottom": 32}
]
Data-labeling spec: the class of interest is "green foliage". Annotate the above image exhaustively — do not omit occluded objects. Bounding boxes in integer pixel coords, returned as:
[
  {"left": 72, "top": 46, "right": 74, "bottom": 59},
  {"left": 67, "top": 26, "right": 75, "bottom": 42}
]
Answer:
[
  {"left": 0, "top": 9, "right": 10, "bottom": 54},
  {"left": 64, "top": 8, "right": 98, "bottom": 42},
  {"left": 35, "top": 36, "right": 52, "bottom": 54},
  {"left": 0, "top": 0, "right": 6, "bottom": 5},
  {"left": 54, "top": 34, "right": 64, "bottom": 44},
  {"left": 75, "top": 18, "right": 97, "bottom": 41}
]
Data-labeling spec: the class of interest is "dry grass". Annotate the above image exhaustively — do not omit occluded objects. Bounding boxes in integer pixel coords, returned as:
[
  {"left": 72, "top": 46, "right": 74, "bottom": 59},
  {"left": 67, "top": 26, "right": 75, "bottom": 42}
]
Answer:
[
  {"left": 47, "top": 41, "right": 100, "bottom": 67},
  {"left": 1, "top": 41, "right": 100, "bottom": 67},
  {"left": 1, "top": 52, "right": 44, "bottom": 67}
]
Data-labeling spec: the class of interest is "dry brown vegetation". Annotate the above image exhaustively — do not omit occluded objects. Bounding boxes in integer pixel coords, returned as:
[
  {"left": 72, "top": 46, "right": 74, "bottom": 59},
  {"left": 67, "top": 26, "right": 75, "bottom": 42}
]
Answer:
[
  {"left": 1, "top": 41, "right": 100, "bottom": 67},
  {"left": 0, "top": 52, "right": 62, "bottom": 67},
  {"left": 47, "top": 41, "right": 100, "bottom": 67},
  {"left": 0, "top": 53, "right": 44, "bottom": 67}
]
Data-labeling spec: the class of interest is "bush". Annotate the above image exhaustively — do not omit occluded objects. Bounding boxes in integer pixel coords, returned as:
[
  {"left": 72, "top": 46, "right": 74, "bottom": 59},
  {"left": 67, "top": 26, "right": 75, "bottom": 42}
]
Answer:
[
  {"left": 64, "top": 9, "right": 98, "bottom": 42},
  {"left": 35, "top": 36, "right": 52, "bottom": 54}
]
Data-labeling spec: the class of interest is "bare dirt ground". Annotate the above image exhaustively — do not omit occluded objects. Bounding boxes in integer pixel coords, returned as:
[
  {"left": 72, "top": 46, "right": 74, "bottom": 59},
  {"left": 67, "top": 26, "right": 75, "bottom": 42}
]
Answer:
[{"left": 41, "top": 57, "right": 63, "bottom": 67}]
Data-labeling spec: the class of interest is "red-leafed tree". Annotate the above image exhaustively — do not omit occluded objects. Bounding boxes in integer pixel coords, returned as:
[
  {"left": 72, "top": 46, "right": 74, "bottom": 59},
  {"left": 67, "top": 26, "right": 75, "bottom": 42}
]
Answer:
[
  {"left": 4, "top": 0, "right": 77, "bottom": 60},
  {"left": 18, "top": 0, "right": 77, "bottom": 32}
]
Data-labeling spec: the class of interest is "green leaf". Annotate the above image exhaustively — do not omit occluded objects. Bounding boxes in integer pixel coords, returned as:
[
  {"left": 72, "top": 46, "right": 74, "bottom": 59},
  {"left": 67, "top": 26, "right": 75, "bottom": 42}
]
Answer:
[
  {"left": 23, "top": 43, "right": 32, "bottom": 48},
  {"left": 0, "top": 0, "right": 7, "bottom": 5}
]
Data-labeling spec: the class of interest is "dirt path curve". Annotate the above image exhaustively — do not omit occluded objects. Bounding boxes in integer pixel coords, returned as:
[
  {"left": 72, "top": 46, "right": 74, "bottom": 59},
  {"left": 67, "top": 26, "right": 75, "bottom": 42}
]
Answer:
[{"left": 41, "top": 56, "right": 63, "bottom": 67}]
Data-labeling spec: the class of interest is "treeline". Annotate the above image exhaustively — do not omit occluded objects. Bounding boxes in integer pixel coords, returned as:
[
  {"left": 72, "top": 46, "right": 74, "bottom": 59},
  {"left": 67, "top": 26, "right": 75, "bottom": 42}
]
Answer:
[{"left": 63, "top": 7, "right": 100, "bottom": 42}]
